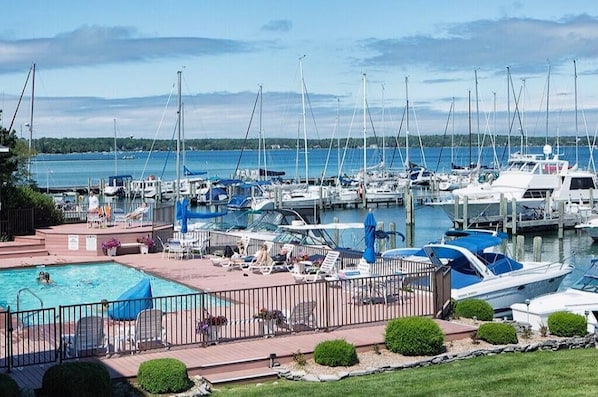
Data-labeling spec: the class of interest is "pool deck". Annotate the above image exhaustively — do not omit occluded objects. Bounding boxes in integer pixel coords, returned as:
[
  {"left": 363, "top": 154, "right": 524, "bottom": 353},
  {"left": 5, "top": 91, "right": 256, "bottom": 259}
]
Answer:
[{"left": 1, "top": 224, "right": 477, "bottom": 390}]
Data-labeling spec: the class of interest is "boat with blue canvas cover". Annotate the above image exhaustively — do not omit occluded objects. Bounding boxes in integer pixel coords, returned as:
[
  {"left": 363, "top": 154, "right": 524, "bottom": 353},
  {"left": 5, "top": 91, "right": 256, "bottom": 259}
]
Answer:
[{"left": 382, "top": 229, "right": 574, "bottom": 316}]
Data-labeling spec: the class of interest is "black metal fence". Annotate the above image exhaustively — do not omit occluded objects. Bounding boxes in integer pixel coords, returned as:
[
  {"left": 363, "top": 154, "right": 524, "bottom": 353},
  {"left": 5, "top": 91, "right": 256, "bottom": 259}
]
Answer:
[
  {"left": 0, "top": 208, "right": 35, "bottom": 238},
  {"left": 1, "top": 263, "right": 450, "bottom": 370}
]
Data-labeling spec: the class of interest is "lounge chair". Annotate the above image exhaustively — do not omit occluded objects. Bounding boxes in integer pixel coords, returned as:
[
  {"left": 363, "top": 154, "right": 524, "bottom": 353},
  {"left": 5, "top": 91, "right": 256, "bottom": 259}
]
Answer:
[
  {"left": 278, "top": 301, "right": 318, "bottom": 332},
  {"left": 271, "top": 243, "right": 295, "bottom": 273},
  {"left": 63, "top": 316, "right": 108, "bottom": 358},
  {"left": 292, "top": 251, "right": 340, "bottom": 283},
  {"left": 131, "top": 308, "right": 166, "bottom": 351}
]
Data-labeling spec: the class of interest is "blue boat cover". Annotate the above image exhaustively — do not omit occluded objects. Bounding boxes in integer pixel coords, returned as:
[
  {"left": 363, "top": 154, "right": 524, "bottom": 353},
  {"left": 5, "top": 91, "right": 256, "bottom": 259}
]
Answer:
[{"left": 108, "top": 278, "right": 153, "bottom": 321}]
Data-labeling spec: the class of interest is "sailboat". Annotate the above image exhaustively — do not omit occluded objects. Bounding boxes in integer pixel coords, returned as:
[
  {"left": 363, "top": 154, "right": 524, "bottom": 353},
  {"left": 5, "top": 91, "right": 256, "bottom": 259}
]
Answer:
[{"left": 105, "top": 119, "right": 133, "bottom": 197}]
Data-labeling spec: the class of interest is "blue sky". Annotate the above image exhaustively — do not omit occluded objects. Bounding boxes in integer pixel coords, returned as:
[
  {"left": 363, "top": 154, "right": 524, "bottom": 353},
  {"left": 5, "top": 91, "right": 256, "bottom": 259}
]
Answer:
[{"left": 2, "top": 0, "right": 598, "bottom": 144}]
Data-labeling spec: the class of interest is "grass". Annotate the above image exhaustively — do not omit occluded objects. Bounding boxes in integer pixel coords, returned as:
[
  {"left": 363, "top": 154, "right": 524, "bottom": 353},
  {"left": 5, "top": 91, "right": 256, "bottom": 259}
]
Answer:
[{"left": 213, "top": 348, "right": 598, "bottom": 397}]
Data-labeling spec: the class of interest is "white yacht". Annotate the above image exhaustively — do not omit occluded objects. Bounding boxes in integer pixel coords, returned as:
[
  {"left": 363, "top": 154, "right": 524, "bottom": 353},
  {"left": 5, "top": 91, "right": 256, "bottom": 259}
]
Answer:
[{"left": 431, "top": 145, "right": 598, "bottom": 222}]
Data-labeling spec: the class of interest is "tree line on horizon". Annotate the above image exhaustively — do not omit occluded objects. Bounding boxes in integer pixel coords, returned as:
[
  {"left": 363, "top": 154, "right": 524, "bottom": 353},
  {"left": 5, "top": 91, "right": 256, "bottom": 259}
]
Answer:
[{"left": 30, "top": 134, "right": 582, "bottom": 154}]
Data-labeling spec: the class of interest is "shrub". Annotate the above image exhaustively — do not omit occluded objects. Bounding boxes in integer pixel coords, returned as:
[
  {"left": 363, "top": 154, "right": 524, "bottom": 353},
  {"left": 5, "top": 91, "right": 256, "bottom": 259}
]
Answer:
[
  {"left": 313, "top": 339, "right": 359, "bottom": 367},
  {"left": 454, "top": 299, "right": 494, "bottom": 321},
  {"left": 41, "top": 362, "right": 111, "bottom": 397},
  {"left": 137, "top": 358, "right": 191, "bottom": 394},
  {"left": 547, "top": 311, "right": 587, "bottom": 337},
  {"left": 385, "top": 316, "right": 444, "bottom": 356},
  {"left": 477, "top": 323, "right": 518, "bottom": 345},
  {"left": 0, "top": 373, "right": 19, "bottom": 397}
]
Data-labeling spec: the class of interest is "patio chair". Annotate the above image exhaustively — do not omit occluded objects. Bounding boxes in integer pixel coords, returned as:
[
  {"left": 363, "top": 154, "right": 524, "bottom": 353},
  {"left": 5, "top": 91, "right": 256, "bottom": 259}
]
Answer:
[
  {"left": 190, "top": 238, "right": 210, "bottom": 259},
  {"left": 156, "top": 236, "right": 170, "bottom": 259},
  {"left": 292, "top": 251, "right": 340, "bottom": 283},
  {"left": 278, "top": 301, "right": 318, "bottom": 332},
  {"left": 63, "top": 316, "right": 108, "bottom": 358},
  {"left": 131, "top": 308, "right": 167, "bottom": 351},
  {"left": 166, "top": 238, "right": 187, "bottom": 260}
]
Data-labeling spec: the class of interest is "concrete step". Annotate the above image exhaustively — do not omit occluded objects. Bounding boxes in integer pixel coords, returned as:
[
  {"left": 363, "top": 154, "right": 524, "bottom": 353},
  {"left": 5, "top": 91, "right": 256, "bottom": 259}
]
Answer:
[
  {"left": 0, "top": 238, "right": 49, "bottom": 259},
  {"left": 200, "top": 366, "right": 279, "bottom": 386}
]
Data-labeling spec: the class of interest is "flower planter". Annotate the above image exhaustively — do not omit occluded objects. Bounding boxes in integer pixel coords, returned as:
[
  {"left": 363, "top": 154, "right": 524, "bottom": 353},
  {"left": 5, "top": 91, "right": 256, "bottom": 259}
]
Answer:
[
  {"left": 206, "top": 326, "right": 222, "bottom": 344},
  {"left": 107, "top": 247, "right": 117, "bottom": 257},
  {"left": 140, "top": 245, "right": 149, "bottom": 255},
  {"left": 260, "top": 319, "right": 276, "bottom": 337}
]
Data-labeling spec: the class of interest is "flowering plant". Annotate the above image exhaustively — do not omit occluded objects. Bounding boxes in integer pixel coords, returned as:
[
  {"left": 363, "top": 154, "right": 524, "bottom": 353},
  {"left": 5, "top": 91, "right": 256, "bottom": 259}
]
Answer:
[
  {"left": 253, "top": 308, "right": 286, "bottom": 325},
  {"left": 137, "top": 235, "right": 155, "bottom": 248},
  {"left": 196, "top": 314, "right": 228, "bottom": 334},
  {"left": 101, "top": 237, "right": 121, "bottom": 250}
]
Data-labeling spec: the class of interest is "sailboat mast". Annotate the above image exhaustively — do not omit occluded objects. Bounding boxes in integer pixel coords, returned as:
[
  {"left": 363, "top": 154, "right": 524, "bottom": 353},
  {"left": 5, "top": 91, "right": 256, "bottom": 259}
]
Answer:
[
  {"left": 28, "top": 63, "right": 35, "bottom": 176},
  {"left": 362, "top": 73, "right": 367, "bottom": 207},
  {"left": 405, "top": 76, "right": 410, "bottom": 169},
  {"left": 546, "top": 61, "right": 551, "bottom": 147},
  {"left": 113, "top": 118, "right": 117, "bottom": 175},
  {"left": 574, "top": 59, "right": 578, "bottom": 166},
  {"left": 299, "top": 56, "right": 309, "bottom": 185},
  {"left": 176, "top": 70, "right": 182, "bottom": 203}
]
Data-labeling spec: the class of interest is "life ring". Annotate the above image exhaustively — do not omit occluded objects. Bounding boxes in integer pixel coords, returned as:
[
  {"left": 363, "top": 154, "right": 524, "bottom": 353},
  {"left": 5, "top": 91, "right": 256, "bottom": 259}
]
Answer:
[{"left": 77, "top": 194, "right": 84, "bottom": 203}]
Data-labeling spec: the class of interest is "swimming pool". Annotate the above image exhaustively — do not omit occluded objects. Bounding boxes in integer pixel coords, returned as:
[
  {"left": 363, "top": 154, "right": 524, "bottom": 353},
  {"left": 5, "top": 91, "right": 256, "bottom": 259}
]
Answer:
[{"left": 0, "top": 262, "right": 200, "bottom": 312}]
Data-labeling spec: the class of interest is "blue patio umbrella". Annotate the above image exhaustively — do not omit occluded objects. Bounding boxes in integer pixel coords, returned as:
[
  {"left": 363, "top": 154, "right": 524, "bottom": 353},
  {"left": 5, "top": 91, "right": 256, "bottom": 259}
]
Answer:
[{"left": 363, "top": 211, "right": 377, "bottom": 264}]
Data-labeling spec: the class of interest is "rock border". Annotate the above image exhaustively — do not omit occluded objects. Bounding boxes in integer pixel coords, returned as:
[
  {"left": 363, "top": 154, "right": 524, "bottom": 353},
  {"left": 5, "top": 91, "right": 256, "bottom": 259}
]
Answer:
[{"left": 276, "top": 335, "right": 597, "bottom": 382}]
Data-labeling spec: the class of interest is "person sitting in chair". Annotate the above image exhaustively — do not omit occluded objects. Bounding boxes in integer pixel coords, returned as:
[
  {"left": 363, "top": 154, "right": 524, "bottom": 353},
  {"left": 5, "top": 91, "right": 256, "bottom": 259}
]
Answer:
[
  {"left": 230, "top": 240, "right": 246, "bottom": 260},
  {"left": 124, "top": 202, "right": 148, "bottom": 219},
  {"left": 254, "top": 244, "right": 273, "bottom": 266}
]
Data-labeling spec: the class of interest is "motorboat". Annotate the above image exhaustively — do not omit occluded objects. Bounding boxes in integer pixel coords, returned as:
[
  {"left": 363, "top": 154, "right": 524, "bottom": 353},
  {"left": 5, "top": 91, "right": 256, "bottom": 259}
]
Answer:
[
  {"left": 104, "top": 174, "right": 133, "bottom": 197},
  {"left": 574, "top": 214, "right": 598, "bottom": 241},
  {"left": 431, "top": 145, "right": 598, "bottom": 222},
  {"left": 511, "top": 259, "right": 598, "bottom": 333},
  {"left": 382, "top": 229, "right": 574, "bottom": 316}
]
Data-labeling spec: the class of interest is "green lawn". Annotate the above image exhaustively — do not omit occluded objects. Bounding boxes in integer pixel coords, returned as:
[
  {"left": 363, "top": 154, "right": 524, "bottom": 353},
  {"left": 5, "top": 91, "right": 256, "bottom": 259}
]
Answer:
[{"left": 214, "top": 348, "right": 598, "bottom": 397}]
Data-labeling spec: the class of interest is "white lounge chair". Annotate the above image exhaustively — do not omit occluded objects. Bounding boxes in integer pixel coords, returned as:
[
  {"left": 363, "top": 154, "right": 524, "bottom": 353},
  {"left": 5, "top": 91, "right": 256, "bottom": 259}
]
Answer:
[
  {"left": 292, "top": 251, "right": 340, "bottom": 283},
  {"left": 131, "top": 308, "right": 166, "bottom": 351},
  {"left": 63, "top": 316, "right": 108, "bottom": 358}
]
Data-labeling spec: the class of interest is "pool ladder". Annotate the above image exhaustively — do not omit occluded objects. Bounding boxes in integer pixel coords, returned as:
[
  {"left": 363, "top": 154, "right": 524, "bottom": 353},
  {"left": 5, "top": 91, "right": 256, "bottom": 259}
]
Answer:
[
  {"left": 16, "top": 288, "right": 45, "bottom": 328},
  {"left": 17, "top": 287, "right": 44, "bottom": 312}
]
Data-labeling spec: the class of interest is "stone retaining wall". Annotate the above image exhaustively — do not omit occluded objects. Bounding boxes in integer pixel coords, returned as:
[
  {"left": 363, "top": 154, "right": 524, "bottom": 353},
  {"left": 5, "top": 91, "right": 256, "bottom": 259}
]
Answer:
[{"left": 277, "top": 335, "right": 597, "bottom": 382}]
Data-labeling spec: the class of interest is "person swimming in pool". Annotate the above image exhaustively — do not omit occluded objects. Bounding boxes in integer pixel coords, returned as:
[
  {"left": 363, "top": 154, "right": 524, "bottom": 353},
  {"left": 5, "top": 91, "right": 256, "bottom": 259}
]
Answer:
[{"left": 37, "top": 271, "right": 51, "bottom": 284}]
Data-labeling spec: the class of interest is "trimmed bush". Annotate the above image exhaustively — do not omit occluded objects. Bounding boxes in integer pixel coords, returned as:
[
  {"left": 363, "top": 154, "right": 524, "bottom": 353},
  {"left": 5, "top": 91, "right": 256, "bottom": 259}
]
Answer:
[
  {"left": 547, "top": 311, "right": 587, "bottom": 337},
  {"left": 454, "top": 299, "right": 494, "bottom": 321},
  {"left": 41, "top": 362, "right": 111, "bottom": 397},
  {"left": 137, "top": 358, "right": 191, "bottom": 394},
  {"left": 313, "top": 339, "right": 359, "bottom": 367},
  {"left": 0, "top": 373, "right": 19, "bottom": 397},
  {"left": 385, "top": 316, "right": 444, "bottom": 356},
  {"left": 477, "top": 322, "right": 518, "bottom": 345}
]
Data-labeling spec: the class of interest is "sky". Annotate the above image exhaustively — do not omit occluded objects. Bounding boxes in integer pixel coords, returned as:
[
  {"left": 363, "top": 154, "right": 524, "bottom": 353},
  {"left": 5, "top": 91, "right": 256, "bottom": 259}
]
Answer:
[{"left": 2, "top": 0, "right": 598, "bottom": 145}]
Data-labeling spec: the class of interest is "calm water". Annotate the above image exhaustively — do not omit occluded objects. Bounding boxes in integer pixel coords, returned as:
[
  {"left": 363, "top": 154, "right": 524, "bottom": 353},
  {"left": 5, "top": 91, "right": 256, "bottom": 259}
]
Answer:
[
  {"left": 31, "top": 145, "right": 598, "bottom": 189},
  {"left": 0, "top": 262, "right": 199, "bottom": 311}
]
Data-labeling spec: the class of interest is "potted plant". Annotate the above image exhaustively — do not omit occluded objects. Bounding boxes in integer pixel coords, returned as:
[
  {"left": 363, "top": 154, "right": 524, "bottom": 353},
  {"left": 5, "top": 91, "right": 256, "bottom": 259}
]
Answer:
[
  {"left": 137, "top": 235, "right": 155, "bottom": 254},
  {"left": 196, "top": 314, "right": 228, "bottom": 343},
  {"left": 253, "top": 308, "right": 286, "bottom": 336},
  {"left": 101, "top": 237, "right": 121, "bottom": 256}
]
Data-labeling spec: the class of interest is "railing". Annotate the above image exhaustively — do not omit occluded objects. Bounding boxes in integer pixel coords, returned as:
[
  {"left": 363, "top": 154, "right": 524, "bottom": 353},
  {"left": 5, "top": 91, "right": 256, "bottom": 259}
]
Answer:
[
  {"left": 0, "top": 208, "right": 34, "bottom": 238},
  {"left": 1, "top": 264, "right": 450, "bottom": 369}
]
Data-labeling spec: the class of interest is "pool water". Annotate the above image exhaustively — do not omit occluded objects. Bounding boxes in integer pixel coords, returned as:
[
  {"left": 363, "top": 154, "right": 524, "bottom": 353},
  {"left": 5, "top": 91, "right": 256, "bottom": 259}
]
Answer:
[{"left": 0, "top": 262, "right": 199, "bottom": 311}]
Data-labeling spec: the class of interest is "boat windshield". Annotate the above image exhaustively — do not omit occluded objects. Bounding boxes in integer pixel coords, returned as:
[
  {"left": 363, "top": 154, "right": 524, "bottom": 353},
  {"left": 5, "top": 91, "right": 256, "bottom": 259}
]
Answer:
[{"left": 572, "top": 261, "right": 598, "bottom": 293}]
